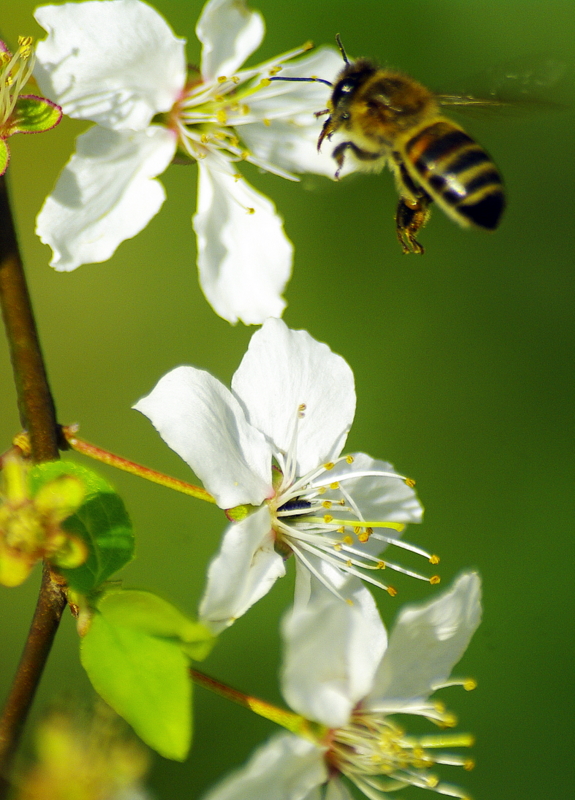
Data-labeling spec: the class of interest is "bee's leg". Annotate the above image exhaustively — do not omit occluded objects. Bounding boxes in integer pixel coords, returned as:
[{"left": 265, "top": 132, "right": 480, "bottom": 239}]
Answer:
[
  {"left": 392, "top": 157, "right": 432, "bottom": 254},
  {"left": 395, "top": 197, "right": 431, "bottom": 255},
  {"left": 331, "top": 142, "right": 381, "bottom": 179}
]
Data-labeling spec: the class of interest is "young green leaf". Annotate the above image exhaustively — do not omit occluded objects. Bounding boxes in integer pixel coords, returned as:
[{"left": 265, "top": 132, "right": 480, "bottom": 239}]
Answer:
[
  {"left": 30, "top": 461, "right": 134, "bottom": 592},
  {"left": 80, "top": 590, "right": 195, "bottom": 761}
]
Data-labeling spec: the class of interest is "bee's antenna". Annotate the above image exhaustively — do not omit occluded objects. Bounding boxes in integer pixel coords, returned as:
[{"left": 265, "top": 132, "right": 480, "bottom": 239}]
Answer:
[
  {"left": 269, "top": 76, "right": 333, "bottom": 88},
  {"left": 335, "top": 34, "right": 349, "bottom": 64}
]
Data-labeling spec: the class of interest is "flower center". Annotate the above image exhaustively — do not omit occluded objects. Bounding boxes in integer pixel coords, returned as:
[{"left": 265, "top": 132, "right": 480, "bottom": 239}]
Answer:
[
  {"left": 266, "top": 405, "right": 440, "bottom": 600},
  {"left": 328, "top": 710, "right": 474, "bottom": 800}
]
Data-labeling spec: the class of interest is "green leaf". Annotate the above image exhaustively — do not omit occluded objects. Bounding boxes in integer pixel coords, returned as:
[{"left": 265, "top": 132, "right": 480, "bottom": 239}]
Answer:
[
  {"left": 30, "top": 461, "right": 134, "bottom": 592},
  {"left": 98, "top": 590, "right": 216, "bottom": 661},
  {"left": 81, "top": 591, "right": 192, "bottom": 761}
]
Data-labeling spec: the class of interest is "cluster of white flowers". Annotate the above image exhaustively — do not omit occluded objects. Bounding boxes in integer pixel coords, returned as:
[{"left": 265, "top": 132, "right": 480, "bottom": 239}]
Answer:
[{"left": 30, "top": 2, "right": 483, "bottom": 799}]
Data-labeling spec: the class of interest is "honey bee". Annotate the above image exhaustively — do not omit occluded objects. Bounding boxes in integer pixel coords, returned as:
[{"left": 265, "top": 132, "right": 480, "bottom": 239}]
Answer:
[{"left": 272, "top": 36, "right": 506, "bottom": 254}]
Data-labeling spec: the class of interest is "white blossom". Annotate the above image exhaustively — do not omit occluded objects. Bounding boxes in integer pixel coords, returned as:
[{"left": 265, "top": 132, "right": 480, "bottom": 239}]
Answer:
[
  {"left": 134, "top": 319, "right": 435, "bottom": 634},
  {"left": 201, "top": 572, "right": 482, "bottom": 800},
  {"left": 33, "top": 0, "right": 343, "bottom": 324}
]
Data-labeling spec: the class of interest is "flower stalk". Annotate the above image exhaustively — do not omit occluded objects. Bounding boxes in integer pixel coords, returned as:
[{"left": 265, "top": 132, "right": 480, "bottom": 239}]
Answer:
[{"left": 61, "top": 427, "right": 216, "bottom": 504}]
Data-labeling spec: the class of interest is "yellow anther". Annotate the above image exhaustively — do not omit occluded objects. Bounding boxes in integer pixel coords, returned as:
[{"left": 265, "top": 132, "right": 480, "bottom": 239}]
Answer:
[
  {"left": 353, "top": 526, "right": 361, "bottom": 535},
  {"left": 263, "top": 118, "right": 271, "bottom": 126},
  {"left": 464, "top": 759, "right": 475, "bottom": 771},
  {"left": 358, "top": 531, "right": 370, "bottom": 543},
  {"left": 200, "top": 133, "right": 210, "bottom": 143},
  {"left": 464, "top": 679, "right": 477, "bottom": 691},
  {"left": 441, "top": 713, "right": 458, "bottom": 729},
  {"left": 345, "top": 559, "right": 352, "bottom": 567},
  {"left": 214, "top": 94, "right": 225, "bottom": 102},
  {"left": 329, "top": 482, "right": 339, "bottom": 490},
  {"left": 336, "top": 526, "right": 345, "bottom": 534},
  {"left": 345, "top": 598, "right": 354, "bottom": 606},
  {"left": 333, "top": 543, "right": 342, "bottom": 551},
  {"left": 245, "top": 207, "right": 255, "bottom": 214},
  {"left": 230, "top": 102, "right": 240, "bottom": 111},
  {"left": 231, "top": 76, "right": 240, "bottom": 84},
  {"left": 323, "top": 462, "right": 335, "bottom": 470},
  {"left": 430, "top": 575, "right": 441, "bottom": 585},
  {"left": 387, "top": 585, "right": 398, "bottom": 597},
  {"left": 338, "top": 499, "right": 346, "bottom": 506},
  {"left": 405, "top": 477, "right": 416, "bottom": 488},
  {"left": 216, "top": 109, "right": 227, "bottom": 124},
  {"left": 426, "top": 775, "right": 440, "bottom": 788},
  {"left": 323, "top": 514, "right": 333, "bottom": 523},
  {"left": 217, "top": 75, "right": 228, "bottom": 83},
  {"left": 377, "top": 560, "right": 386, "bottom": 569},
  {"left": 322, "top": 500, "right": 332, "bottom": 509},
  {"left": 343, "top": 535, "right": 353, "bottom": 546},
  {"left": 298, "top": 403, "right": 307, "bottom": 414},
  {"left": 229, "top": 135, "right": 240, "bottom": 148},
  {"left": 346, "top": 455, "right": 354, "bottom": 464},
  {"left": 259, "top": 78, "right": 271, "bottom": 87},
  {"left": 241, "top": 104, "right": 250, "bottom": 114},
  {"left": 429, "top": 554, "right": 440, "bottom": 565},
  {"left": 269, "top": 65, "right": 282, "bottom": 75},
  {"left": 302, "top": 40, "right": 314, "bottom": 51},
  {"left": 240, "top": 150, "right": 250, "bottom": 160}
]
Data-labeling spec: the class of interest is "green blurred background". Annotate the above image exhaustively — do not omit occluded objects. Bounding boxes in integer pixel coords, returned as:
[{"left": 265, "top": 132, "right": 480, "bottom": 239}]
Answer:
[{"left": 1, "top": 0, "right": 574, "bottom": 797}]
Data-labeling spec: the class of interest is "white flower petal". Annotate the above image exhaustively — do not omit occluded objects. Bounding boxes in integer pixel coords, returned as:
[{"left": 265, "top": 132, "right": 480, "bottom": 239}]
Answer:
[
  {"left": 193, "top": 155, "right": 293, "bottom": 325},
  {"left": 199, "top": 506, "right": 286, "bottom": 634},
  {"left": 240, "top": 120, "right": 337, "bottom": 177},
  {"left": 34, "top": 0, "right": 186, "bottom": 129},
  {"left": 133, "top": 365, "right": 272, "bottom": 509},
  {"left": 197, "top": 0, "right": 265, "bottom": 82},
  {"left": 201, "top": 733, "right": 326, "bottom": 800},
  {"left": 281, "top": 560, "right": 387, "bottom": 728},
  {"left": 232, "top": 319, "right": 356, "bottom": 475},
  {"left": 367, "top": 572, "right": 482, "bottom": 708},
  {"left": 36, "top": 125, "right": 176, "bottom": 271}
]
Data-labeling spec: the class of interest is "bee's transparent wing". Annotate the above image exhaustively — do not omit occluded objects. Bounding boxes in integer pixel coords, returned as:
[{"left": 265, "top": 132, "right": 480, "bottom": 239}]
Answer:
[{"left": 436, "top": 54, "right": 570, "bottom": 115}]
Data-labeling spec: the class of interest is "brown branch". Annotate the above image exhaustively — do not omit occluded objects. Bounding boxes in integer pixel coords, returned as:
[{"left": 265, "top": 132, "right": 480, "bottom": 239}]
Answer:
[
  {"left": 0, "top": 566, "right": 67, "bottom": 794},
  {"left": 0, "top": 174, "right": 66, "bottom": 795},
  {"left": 0, "top": 174, "right": 59, "bottom": 462}
]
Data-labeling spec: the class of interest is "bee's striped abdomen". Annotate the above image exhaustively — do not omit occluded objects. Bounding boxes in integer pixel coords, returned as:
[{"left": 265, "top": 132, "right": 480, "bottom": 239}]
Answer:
[{"left": 404, "top": 121, "right": 505, "bottom": 230}]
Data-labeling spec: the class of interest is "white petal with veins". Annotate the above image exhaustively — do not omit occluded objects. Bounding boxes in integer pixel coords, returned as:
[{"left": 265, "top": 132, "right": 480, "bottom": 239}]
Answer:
[
  {"left": 34, "top": 0, "right": 186, "bottom": 129},
  {"left": 36, "top": 125, "right": 177, "bottom": 271}
]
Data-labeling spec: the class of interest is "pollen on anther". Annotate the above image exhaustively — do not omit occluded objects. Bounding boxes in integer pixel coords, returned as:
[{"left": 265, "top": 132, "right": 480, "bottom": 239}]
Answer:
[
  {"left": 269, "top": 65, "right": 282, "bottom": 75},
  {"left": 241, "top": 104, "right": 250, "bottom": 114},
  {"left": 405, "top": 478, "right": 416, "bottom": 488},
  {"left": 346, "top": 455, "right": 354, "bottom": 464},
  {"left": 322, "top": 500, "right": 332, "bottom": 509},
  {"left": 324, "top": 462, "right": 335, "bottom": 470},
  {"left": 343, "top": 535, "right": 353, "bottom": 545},
  {"left": 387, "top": 586, "right": 398, "bottom": 597},
  {"left": 232, "top": 173, "right": 242, "bottom": 181},
  {"left": 302, "top": 41, "right": 314, "bottom": 51},
  {"left": 377, "top": 560, "right": 386, "bottom": 569},
  {"left": 464, "top": 759, "right": 475, "bottom": 771},
  {"left": 298, "top": 403, "right": 306, "bottom": 415},
  {"left": 429, "top": 554, "right": 440, "bottom": 565},
  {"left": 260, "top": 78, "right": 271, "bottom": 87},
  {"left": 217, "top": 110, "right": 227, "bottom": 124},
  {"left": 263, "top": 118, "right": 271, "bottom": 127},
  {"left": 246, "top": 207, "right": 255, "bottom": 214},
  {"left": 217, "top": 75, "right": 228, "bottom": 83},
  {"left": 323, "top": 514, "right": 333, "bottom": 523},
  {"left": 231, "top": 76, "right": 240, "bottom": 84},
  {"left": 358, "top": 531, "right": 370, "bottom": 543},
  {"left": 430, "top": 575, "right": 441, "bottom": 585},
  {"left": 464, "top": 679, "right": 477, "bottom": 691}
]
